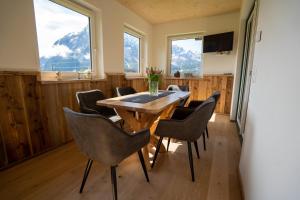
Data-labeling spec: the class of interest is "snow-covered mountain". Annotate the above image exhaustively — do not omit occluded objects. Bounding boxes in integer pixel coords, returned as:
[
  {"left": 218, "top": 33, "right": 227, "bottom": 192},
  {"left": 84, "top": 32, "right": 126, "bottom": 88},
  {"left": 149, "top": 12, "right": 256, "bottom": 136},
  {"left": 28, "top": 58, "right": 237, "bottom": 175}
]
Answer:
[
  {"left": 40, "top": 26, "right": 91, "bottom": 72},
  {"left": 40, "top": 26, "right": 201, "bottom": 74}
]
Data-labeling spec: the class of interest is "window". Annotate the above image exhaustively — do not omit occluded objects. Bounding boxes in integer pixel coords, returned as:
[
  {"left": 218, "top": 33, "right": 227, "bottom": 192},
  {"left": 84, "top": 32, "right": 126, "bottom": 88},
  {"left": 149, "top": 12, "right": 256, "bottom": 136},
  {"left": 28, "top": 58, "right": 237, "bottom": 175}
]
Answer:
[
  {"left": 34, "top": 0, "right": 94, "bottom": 72},
  {"left": 168, "top": 34, "right": 203, "bottom": 76},
  {"left": 124, "top": 27, "right": 143, "bottom": 74}
]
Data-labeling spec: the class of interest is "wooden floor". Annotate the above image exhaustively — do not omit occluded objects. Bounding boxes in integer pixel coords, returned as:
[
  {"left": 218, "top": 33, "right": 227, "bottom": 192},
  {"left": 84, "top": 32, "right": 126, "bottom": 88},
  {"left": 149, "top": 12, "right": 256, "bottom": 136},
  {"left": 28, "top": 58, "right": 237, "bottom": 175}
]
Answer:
[{"left": 0, "top": 114, "right": 242, "bottom": 200}]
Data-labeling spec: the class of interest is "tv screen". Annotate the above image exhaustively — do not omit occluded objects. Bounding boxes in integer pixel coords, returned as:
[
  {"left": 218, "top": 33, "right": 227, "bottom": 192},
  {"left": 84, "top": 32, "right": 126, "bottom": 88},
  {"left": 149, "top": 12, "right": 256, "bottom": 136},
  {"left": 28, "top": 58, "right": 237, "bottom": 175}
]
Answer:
[{"left": 203, "top": 32, "right": 234, "bottom": 53}]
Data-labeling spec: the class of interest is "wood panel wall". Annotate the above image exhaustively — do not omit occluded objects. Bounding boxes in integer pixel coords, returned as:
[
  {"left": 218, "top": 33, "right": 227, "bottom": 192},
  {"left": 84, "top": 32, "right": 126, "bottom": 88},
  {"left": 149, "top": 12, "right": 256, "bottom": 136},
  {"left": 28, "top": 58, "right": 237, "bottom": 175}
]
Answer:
[{"left": 0, "top": 72, "right": 233, "bottom": 169}]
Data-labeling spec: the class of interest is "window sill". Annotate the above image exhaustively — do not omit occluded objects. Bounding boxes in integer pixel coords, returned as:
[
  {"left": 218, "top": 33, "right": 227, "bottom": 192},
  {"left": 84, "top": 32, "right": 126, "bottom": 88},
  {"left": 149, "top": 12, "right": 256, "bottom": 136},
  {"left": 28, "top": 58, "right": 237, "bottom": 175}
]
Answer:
[
  {"left": 125, "top": 74, "right": 146, "bottom": 80},
  {"left": 38, "top": 77, "right": 107, "bottom": 84},
  {"left": 165, "top": 73, "right": 233, "bottom": 80}
]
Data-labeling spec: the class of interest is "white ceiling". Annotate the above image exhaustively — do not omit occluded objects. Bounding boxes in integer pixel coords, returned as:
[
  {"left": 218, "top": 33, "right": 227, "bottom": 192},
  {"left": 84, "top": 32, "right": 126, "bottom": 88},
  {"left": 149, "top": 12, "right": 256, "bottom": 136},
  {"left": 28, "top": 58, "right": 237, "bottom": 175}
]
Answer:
[{"left": 116, "top": 0, "right": 242, "bottom": 24}]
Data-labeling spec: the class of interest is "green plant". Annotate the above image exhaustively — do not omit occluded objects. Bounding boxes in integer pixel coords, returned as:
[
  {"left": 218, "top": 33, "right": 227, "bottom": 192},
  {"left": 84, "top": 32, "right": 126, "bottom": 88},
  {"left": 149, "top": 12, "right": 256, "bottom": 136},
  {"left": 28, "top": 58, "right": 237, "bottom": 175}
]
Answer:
[{"left": 146, "top": 67, "right": 162, "bottom": 81}]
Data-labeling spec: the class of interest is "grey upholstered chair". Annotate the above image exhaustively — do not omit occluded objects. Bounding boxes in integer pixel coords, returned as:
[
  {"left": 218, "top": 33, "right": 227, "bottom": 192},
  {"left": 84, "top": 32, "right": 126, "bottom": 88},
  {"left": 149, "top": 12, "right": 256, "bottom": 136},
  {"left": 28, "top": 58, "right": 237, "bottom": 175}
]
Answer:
[
  {"left": 115, "top": 86, "right": 137, "bottom": 97},
  {"left": 188, "top": 91, "right": 221, "bottom": 139},
  {"left": 151, "top": 98, "right": 215, "bottom": 182},
  {"left": 167, "top": 84, "right": 189, "bottom": 107},
  {"left": 76, "top": 89, "right": 122, "bottom": 124},
  {"left": 166, "top": 85, "right": 190, "bottom": 149},
  {"left": 63, "top": 108, "right": 150, "bottom": 200}
]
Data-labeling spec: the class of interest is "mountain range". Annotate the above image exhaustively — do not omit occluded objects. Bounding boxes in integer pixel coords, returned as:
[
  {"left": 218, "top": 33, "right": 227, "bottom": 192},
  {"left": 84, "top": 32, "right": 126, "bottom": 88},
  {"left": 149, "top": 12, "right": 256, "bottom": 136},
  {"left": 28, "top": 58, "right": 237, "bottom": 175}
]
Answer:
[{"left": 40, "top": 26, "right": 201, "bottom": 74}]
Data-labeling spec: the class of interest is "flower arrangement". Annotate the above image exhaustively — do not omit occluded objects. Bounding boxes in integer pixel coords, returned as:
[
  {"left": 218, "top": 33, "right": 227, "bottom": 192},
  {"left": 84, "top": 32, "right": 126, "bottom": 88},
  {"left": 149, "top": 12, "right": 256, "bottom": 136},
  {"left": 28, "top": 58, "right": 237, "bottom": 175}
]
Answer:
[
  {"left": 146, "top": 67, "right": 163, "bottom": 95},
  {"left": 146, "top": 67, "right": 163, "bottom": 81}
]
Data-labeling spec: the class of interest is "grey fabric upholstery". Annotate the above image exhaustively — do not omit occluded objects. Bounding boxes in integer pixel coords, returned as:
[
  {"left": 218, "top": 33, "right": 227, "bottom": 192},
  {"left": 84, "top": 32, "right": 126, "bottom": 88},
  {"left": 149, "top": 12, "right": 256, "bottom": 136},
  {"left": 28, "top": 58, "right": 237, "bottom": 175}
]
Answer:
[
  {"left": 155, "top": 98, "right": 215, "bottom": 141},
  {"left": 63, "top": 108, "right": 150, "bottom": 166},
  {"left": 167, "top": 85, "right": 190, "bottom": 107},
  {"left": 178, "top": 85, "right": 189, "bottom": 92},
  {"left": 171, "top": 107, "right": 194, "bottom": 120},
  {"left": 188, "top": 90, "right": 220, "bottom": 109},
  {"left": 115, "top": 87, "right": 137, "bottom": 97},
  {"left": 166, "top": 85, "right": 181, "bottom": 91},
  {"left": 76, "top": 89, "right": 117, "bottom": 118}
]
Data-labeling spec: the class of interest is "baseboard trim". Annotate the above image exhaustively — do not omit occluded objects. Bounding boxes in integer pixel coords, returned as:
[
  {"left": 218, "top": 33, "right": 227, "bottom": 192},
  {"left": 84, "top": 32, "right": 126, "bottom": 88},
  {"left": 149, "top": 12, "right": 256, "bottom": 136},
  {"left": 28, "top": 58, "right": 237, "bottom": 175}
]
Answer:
[{"left": 238, "top": 168, "right": 245, "bottom": 200}]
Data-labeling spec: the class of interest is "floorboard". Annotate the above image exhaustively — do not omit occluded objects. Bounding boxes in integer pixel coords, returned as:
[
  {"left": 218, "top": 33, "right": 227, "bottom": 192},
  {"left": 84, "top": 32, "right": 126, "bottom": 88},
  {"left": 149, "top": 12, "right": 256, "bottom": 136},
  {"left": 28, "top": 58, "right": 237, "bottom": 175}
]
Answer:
[{"left": 0, "top": 114, "right": 242, "bottom": 200}]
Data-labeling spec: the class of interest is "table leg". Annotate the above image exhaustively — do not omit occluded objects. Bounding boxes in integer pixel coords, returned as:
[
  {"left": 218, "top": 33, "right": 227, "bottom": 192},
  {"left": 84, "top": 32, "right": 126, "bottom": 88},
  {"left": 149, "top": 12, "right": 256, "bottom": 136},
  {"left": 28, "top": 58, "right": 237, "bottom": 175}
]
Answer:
[{"left": 115, "top": 104, "right": 179, "bottom": 170}]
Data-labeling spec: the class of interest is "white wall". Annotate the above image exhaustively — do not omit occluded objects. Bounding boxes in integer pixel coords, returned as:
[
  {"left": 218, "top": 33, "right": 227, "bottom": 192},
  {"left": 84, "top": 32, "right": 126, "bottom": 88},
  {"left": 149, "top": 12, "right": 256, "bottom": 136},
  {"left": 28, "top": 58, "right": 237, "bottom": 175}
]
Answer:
[
  {"left": 0, "top": 0, "right": 40, "bottom": 71},
  {"left": 152, "top": 12, "right": 240, "bottom": 75},
  {"left": 0, "top": 0, "right": 153, "bottom": 75},
  {"left": 239, "top": 0, "right": 300, "bottom": 199},
  {"left": 86, "top": 0, "right": 152, "bottom": 74}
]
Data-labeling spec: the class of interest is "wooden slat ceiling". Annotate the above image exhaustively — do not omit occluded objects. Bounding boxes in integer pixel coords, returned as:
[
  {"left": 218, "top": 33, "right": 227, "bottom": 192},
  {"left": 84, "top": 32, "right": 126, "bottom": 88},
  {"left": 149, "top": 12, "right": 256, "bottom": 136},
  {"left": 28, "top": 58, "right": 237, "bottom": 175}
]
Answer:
[{"left": 116, "top": 0, "right": 242, "bottom": 24}]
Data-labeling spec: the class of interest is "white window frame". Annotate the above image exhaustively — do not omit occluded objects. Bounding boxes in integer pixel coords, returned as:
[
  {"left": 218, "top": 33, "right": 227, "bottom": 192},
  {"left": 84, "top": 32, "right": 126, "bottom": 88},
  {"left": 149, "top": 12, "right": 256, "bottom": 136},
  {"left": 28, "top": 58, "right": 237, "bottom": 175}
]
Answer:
[
  {"left": 35, "top": 0, "right": 99, "bottom": 80},
  {"left": 167, "top": 33, "right": 203, "bottom": 77},
  {"left": 123, "top": 26, "right": 144, "bottom": 76}
]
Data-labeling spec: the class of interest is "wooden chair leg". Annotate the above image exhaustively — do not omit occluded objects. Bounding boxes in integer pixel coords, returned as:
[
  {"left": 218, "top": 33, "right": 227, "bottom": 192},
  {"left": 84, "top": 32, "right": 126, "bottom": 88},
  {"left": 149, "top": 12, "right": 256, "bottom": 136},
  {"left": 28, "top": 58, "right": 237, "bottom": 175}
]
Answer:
[
  {"left": 193, "top": 141, "right": 200, "bottom": 159},
  {"left": 111, "top": 166, "right": 118, "bottom": 200},
  {"left": 206, "top": 126, "right": 209, "bottom": 138},
  {"left": 151, "top": 137, "right": 163, "bottom": 168},
  {"left": 187, "top": 142, "right": 195, "bottom": 182},
  {"left": 202, "top": 133, "right": 206, "bottom": 151},
  {"left": 79, "top": 159, "right": 93, "bottom": 193},
  {"left": 138, "top": 150, "right": 149, "bottom": 182},
  {"left": 120, "top": 119, "right": 125, "bottom": 129},
  {"left": 167, "top": 138, "right": 171, "bottom": 152}
]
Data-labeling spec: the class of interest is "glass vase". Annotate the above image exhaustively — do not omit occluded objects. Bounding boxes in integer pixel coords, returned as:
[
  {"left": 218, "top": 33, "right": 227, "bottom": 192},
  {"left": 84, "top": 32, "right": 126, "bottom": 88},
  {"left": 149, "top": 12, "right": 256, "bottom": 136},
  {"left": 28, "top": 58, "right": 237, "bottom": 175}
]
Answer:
[{"left": 148, "top": 80, "right": 159, "bottom": 96}]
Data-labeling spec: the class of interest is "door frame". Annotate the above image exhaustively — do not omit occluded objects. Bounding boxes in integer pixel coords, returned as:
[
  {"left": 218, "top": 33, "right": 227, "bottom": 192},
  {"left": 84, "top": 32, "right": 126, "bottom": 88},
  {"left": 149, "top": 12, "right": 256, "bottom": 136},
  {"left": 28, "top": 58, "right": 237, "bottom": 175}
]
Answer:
[{"left": 236, "top": 1, "right": 259, "bottom": 138}]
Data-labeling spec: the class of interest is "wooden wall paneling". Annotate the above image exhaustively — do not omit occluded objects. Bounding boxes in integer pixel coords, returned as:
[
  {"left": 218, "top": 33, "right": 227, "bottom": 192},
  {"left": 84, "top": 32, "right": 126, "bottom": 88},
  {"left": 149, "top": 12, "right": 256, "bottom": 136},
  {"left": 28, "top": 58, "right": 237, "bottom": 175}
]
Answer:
[
  {"left": 0, "top": 72, "right": 234, "bottom": 169},
  {"left": 72, "top": 82, "right": 91, "bottom": 111},
  {"left": 0, "top": 76, "right": 8, "bottom": 168},
  {"left": 35, "top": 83, "right": 51, "bottom": 150},
  {"left": 130, "top": 78, "right": 147, "bottom": 92},
  {"left": 206, "top": 76, "right": 213, "bottom": 102},
  {"left": 212, "top": 76, "right": 221, "bottom": 113},
  {"left": 40, "top": 84, "right": 64, "bottom": 147},
  {"left": 21, "top": 76, "right": 49, "bottom": 154},
  {"left": 91, "top": 80, "right": 111, "bottom": 98},
  {"left": 57, "top": 83, "right": 73, "bottom": 142},
  {"left": 0, "top": 75, "right": 32, "bottom": 163},
  {"left": 106, "top": 74, "right": 127, "bottom": 97},
  {"left": 190, "top": 80, "right": 199, "bottom": 100},
  {"left": 0, "top": 122, "right": 8, "bottom": 168},
  {"left": 225, "top": 76, "right": 233, "bottom": 114},
  {"left": 219, "top": 76, "right": 228, "bottom": 114},
  {"left": 198, "top": 79, "right": 208, "bottom": 100}
]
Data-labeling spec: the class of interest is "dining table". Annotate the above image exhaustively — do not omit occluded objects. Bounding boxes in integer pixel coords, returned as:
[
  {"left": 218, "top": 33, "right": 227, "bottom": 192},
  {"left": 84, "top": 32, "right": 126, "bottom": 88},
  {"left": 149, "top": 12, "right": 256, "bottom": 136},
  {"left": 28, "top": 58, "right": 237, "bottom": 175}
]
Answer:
[{"left": 97, "top": 90, "right": 190, "bottom": 170}]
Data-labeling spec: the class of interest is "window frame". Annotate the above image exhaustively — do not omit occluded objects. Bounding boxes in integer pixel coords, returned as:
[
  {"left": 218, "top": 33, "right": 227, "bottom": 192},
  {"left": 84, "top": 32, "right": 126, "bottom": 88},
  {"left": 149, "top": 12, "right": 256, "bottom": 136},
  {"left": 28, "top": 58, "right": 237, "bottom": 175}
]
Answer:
[
  {"left": 167, "top": 33, "right": 204, "bottom": 77},
  {"left": 34, "top": 0, "right": 98, "bottom": 79},
  {"left": 123, "top": 26, "right": 144, "bottom": 76}
]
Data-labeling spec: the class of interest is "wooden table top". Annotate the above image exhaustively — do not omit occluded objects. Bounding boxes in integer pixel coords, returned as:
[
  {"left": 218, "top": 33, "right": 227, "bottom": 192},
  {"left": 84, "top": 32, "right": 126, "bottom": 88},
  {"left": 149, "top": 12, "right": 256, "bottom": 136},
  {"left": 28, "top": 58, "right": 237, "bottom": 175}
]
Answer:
[{"left": 97, "top": 91, "right": 190, "bottom": 114}]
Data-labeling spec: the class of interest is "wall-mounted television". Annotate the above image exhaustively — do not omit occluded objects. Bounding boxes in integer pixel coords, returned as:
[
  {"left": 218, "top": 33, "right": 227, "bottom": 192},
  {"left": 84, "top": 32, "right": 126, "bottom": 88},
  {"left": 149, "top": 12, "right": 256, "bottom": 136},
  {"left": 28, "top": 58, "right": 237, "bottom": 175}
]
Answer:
[{"left": 203, "top": 32, "right": 234, "bottom": 53}]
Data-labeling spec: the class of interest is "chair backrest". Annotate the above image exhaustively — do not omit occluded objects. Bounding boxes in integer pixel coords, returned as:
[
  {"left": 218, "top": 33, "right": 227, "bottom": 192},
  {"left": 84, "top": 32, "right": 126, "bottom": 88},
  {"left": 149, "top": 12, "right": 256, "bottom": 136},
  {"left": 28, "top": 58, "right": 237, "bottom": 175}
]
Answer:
[
  {"left": 167, "top": 85, "right": 189, "bottom": 106},
  {"left": 178, "top": 85, "right": 189, "bottom": 92},
  {"left": 211, "top": 90, "right": 221, "bottom": 112},
  {"left": 115, "top": 87, "right": 137, "bottom": 97},
  {"left": 64, "top": 107, "right": 137, "bottom": 166},
  {"left": 76, "top": 89, "right": 105, "bottom": 113},
  {"left": 167, "top": 85, "right": 181, "bottom": 91},
  {"left": 183, "top": 98, "right": 215, "bottom": 141},
  {"left": 167, "top": 85, "right": 189, "bottom": 92}
]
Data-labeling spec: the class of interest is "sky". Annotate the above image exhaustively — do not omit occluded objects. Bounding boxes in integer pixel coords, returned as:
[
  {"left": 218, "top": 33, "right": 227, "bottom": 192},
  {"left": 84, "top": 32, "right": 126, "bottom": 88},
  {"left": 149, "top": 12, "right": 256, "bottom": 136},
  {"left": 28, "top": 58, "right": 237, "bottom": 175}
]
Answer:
[
  {"left": 33, "top": 0, "right": 89, "bottom": 58},
  {"left": 172, "top": 39, "right": 202, "bottom": 54}
]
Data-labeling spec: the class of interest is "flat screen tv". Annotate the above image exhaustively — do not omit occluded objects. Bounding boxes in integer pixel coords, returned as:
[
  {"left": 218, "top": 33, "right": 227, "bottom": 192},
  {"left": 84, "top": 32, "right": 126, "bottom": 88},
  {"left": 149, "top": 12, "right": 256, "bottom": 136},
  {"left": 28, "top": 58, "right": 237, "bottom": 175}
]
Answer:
[{"left": 203, "top": 32, "right": 234, "bottom": 53}]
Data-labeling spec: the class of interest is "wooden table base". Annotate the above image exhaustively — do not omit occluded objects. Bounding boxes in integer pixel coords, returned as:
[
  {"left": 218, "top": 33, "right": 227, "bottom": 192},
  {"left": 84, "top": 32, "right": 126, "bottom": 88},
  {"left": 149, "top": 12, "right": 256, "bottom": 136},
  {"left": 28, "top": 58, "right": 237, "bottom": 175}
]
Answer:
[{"left": 115, "top": 103, "right": 178, "bottom": 170}]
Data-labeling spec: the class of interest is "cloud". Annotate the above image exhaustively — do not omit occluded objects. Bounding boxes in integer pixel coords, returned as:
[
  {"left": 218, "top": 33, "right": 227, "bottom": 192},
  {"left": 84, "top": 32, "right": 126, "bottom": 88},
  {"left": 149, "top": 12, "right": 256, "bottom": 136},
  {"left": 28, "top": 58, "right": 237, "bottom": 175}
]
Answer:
[
  {"left": 43, "top": 44, "right": 72, "bottom": 58},
  {"left": 34, "top": 0, "right": 89, "bottom": 57}
]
